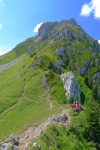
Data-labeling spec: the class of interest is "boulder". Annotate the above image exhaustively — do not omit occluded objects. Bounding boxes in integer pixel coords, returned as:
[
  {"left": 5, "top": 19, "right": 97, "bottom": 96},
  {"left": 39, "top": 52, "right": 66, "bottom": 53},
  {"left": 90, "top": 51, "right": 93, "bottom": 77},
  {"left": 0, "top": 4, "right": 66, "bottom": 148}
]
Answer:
[
  {"left": 32, "top": 142, "right": 41, "bottom": 150},
  {"left": 0, "top": 135, "right": 19, "bottom": 150},
  {"left": 52, "top": 113, "right": 68, "bottom": 123},
  {"left": 0, "top": 142, "right": 13, "bottom": 150}
]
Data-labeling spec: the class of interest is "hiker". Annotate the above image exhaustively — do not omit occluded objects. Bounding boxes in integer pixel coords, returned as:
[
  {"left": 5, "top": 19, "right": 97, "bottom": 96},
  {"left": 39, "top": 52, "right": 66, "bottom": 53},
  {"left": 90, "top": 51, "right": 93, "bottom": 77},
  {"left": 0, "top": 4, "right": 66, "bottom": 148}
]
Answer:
[
  {"left": 77, "top": 102, "right": 81, "bottom": 108},
  {"left": 75, "top": 101, "right": 78, "bottom": 108},
  {"left": 72, "top": 102, "right": 76, "bottom": 109}
]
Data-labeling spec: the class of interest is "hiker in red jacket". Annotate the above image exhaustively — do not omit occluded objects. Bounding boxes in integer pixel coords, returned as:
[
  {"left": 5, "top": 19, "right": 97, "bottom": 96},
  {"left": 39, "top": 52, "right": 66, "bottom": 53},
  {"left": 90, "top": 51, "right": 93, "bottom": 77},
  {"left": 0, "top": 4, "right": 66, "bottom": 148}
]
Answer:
[{"left": 72, "top": 102, "right": 76, "bottom": 109}]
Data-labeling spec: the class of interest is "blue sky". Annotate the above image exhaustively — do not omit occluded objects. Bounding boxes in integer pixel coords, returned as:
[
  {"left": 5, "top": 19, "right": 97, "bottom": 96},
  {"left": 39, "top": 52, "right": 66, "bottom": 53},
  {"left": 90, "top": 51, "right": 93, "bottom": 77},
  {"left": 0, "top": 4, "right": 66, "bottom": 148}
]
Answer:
[{"left": 0, "top": 0, "right": 100, "bottom": 55}]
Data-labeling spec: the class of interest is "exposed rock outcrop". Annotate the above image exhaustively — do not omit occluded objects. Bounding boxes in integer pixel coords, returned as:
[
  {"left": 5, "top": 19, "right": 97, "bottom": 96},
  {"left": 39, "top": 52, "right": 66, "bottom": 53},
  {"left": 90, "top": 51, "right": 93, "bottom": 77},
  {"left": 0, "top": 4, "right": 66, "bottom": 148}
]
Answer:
[
  {"left": 61, "top": 72, "right": 81, "bottom": 101},
  {"left": 0, "top": 136, "right": 19, "bottom": 150},
  {"left": 92, "top": 72, "right": 100, "bottom": 85},
  {"left": 79, "top": 60, "right": 93, "bottom": 76}
]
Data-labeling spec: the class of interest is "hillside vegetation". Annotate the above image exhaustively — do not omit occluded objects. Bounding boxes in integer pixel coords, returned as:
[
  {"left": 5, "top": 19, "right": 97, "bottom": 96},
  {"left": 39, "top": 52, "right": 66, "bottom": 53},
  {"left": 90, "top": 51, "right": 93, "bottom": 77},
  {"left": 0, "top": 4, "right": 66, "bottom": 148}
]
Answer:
[{"left": 0, "top": 19, "right": 99, "bottom": 150}]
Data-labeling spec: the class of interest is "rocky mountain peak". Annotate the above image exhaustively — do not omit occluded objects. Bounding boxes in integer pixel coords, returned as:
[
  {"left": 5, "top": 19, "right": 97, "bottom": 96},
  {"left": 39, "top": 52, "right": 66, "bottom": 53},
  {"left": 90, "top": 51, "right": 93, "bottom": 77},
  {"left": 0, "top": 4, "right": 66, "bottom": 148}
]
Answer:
[
  {"left": 38, "top": 21, "right": 58, "bottom": 36},
  {"left": 37, "top": 19, "right": 93, "bottom": 42}
]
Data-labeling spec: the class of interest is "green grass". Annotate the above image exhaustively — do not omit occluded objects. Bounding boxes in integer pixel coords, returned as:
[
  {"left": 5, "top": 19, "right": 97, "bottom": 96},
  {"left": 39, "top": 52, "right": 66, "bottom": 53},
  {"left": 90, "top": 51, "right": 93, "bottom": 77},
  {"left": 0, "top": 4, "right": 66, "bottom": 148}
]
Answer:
[
  {"left": 32, "top": 124, "right": 96, "bottom": 150},
  {"left": 0, "top": 37, "right": 35, "bottom": 65},
  {"left": 0, "top": 54, "right": 63, "bottom": 141},
  {"left": 0, "top": 50, "right": 16, "bottom": 65}
]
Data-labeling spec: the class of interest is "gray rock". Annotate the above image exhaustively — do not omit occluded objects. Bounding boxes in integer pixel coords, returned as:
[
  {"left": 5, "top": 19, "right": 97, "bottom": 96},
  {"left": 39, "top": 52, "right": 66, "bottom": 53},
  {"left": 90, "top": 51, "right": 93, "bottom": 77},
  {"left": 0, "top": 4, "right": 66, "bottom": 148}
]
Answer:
[
  {"left": 92, "top": 72, "right": 100, "bottom": 84},
  {"left": 52, "top": 114, "right": 68, "bottom": 123},
  {"left": 56, "top": 47, "right": 66, "bottom": 56},
  {"left": 12, "top": 137, "right": 19, "bottom": 146},
  {"left": 13, "top": 145, "right": 19, "bottom": 150},
  {"left": 0, "top": 135, "right": 19, "bottom": 150},
  {"left": 93, "top": 41, "right": 100, "bottom": 52},
  {"left": 0, "top": 142, "right": 13, "bottom": 150},
  {"left": 55, "top": 60, "right": 63, "bottom": 68},
  {"left": 61, "top": 72, "right": 81, "bottom": 101},
  {"left": 32, "top": 142, "right": 41, "bottom": 150},
  {"left": 79, "top": 60, "right": 92, "bottom": 76},
  {"left": 64, "top": 30, "right": 74, "bottom": 40}
]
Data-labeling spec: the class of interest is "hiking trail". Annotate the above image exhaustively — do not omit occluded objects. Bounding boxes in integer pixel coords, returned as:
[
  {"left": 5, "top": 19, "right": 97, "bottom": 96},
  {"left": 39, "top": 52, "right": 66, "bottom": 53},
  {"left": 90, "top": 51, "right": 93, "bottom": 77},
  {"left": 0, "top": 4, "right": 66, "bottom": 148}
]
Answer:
[{"left": 18, "top": 108, "right": 71, "bottom": 150}]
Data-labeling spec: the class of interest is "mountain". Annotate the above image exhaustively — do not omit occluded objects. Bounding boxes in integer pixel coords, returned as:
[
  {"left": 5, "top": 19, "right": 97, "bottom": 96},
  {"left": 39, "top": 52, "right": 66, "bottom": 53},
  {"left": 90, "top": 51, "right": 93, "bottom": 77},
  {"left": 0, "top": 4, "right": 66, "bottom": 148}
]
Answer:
[{"left": 0, "top": 19, "right": 99, "bottom": 150}]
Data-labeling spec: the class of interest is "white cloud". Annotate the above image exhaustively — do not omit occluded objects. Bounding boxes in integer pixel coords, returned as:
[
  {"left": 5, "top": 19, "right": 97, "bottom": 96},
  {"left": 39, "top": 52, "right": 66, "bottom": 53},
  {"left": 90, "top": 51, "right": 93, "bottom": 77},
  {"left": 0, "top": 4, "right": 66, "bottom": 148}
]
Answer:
[
  {"left": 98, "top": 40, "right": 100, "bottom": 44},
  {"left": 0, "top": 46, "right": 12, "bottom": 56},
  {"left": 80, "top": 3, "right": 92, "bottom": 17},
  {"left": 33, "top": 23, "right": 43, "bottom": 33},
  {"left": 80, "top": 0, "right": 100, "bottom": 19},
  {"left": 0, "top": 24, "right": 3, "bottom": 30}
]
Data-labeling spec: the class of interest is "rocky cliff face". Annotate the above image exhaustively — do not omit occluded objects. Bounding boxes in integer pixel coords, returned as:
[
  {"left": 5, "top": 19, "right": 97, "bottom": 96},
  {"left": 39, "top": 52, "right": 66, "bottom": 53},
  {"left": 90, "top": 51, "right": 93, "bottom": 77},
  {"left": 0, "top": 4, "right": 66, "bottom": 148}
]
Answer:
[{"left": 61, "top": 72, "right": 81, "bottom": 101}]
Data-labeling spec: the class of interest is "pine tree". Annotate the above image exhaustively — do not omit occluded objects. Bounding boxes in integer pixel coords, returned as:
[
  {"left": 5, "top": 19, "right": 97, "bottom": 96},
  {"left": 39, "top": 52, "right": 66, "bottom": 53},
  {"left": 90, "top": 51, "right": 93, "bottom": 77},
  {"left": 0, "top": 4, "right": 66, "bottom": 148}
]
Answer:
[{"left": 85, "top": 102, "right": 100, "bottom": 149}]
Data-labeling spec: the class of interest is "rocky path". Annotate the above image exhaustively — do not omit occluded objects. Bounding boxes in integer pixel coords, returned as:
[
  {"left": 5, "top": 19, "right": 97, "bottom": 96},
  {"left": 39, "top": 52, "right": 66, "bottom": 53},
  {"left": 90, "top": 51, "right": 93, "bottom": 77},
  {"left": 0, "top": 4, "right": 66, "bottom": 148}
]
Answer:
[
  {"left": 18, "top": 108, "right": 71, "bottom": 150},
  {"left": 0, "top": 108, "right": 71, "bottom": 150}
]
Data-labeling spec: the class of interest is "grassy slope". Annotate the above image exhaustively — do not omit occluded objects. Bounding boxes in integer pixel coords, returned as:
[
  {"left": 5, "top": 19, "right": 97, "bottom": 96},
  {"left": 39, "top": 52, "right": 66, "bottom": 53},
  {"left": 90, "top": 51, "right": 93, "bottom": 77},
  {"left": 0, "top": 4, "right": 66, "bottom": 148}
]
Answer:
[
  {"left": 0, "top": 40, "right": 98, "bottom": 146},
  {"left": 0, "top": 37, "right": 35, "bottom": 65},
  {"left": 0, "top": 50, "right": 16, "bottom": 65},
  {"left": 0, "top": 53, "right": 64, "bottom": 141}
]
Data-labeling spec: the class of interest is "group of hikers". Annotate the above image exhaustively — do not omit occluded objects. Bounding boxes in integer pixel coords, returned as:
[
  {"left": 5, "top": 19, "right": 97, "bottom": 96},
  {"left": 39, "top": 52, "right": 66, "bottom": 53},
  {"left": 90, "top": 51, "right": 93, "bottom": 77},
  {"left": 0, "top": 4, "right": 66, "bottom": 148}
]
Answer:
[{"left": 71, "top": 101, "right": 82, "bottom": 111}]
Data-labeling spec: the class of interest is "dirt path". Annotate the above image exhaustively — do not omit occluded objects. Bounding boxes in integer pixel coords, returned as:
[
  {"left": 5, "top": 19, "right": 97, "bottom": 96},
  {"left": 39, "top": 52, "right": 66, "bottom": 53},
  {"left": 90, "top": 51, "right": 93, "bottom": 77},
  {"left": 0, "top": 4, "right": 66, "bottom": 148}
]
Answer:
[
  {"left": 18, "top": 108, "right": 71, "bottom": 150},
  {"left": 62, "top": 107, "right": 71, "bottom": 124},
  {"left": 0, "top": 54, "right": 26, "bottom": 74}
]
